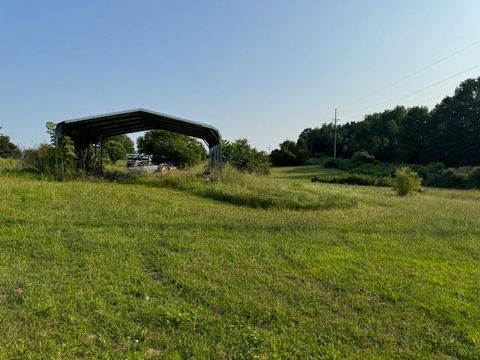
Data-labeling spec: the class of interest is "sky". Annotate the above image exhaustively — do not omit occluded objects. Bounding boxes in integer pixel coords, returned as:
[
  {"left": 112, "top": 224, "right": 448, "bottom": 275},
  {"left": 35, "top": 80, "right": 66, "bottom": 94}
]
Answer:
[{"left": 1, "top": 0, "right": 480, "bottom": 151}]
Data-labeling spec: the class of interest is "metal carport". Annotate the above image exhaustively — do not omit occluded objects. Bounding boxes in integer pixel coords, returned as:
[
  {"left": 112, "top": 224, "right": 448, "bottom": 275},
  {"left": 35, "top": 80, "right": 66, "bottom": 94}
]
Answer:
[{"left": 55, "top": 108, "right": 222, "bottom": 170}]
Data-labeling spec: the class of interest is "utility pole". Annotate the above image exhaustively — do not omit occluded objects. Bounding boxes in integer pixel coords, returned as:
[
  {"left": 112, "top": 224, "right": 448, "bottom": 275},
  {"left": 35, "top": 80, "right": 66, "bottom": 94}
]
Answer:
[{"left": 333, "top": 108, "right": 338, "bottom": 160}]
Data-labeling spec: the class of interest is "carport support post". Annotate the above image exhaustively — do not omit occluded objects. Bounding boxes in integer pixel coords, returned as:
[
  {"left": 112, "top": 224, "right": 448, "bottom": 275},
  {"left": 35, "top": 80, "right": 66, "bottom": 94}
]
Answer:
[
  {"left": 99, "top": 136, "right": 104, "bottom": 173},
  {"left": 54, "top": 130, "right": 60, "bottom": 173}
]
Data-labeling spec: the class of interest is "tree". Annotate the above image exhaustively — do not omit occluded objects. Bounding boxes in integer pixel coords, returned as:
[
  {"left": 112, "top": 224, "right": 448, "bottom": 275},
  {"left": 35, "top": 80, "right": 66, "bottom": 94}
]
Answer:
[
  {"left": 425, "top": 77, "right": 480, "bottom": 166},
  {"left": 109, "top": 135, "right": 135, "bottom": 154},
  {"left": 270, "top": 140, "right": 307, "bottom": 166},
  {"left": 0, "top": 128, "right": 21, "bottom": 158},
  {"left": 227, "top": 139, "right": 270, "bottom": 174},
  {"left": 104, "top": 140, "right": 127, "bottom": 163},
  {"left": 137, "top": 130, "right": 206, "bottom": 167}
]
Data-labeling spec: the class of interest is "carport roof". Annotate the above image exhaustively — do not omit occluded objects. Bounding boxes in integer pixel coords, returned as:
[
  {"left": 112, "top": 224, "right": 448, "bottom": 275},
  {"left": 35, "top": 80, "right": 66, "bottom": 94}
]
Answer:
[{"left": 55, "top": 108, "right": 222, "bottom": 148}]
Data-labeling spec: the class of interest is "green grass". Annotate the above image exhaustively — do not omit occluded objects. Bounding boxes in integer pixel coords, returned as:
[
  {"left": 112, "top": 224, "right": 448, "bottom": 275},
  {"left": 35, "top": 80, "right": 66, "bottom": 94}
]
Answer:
[
  {"left": 114, "top": 166, "right": 355, "bottom": 211},
  {"left": 270, "top": 165, "right": 345, "bottom": 181},
  {"left": 0, "top": 157, "right": 21, "bottom": 170},
  {"left": 0, "top": 167, "right": 479, "bottom": 359}
]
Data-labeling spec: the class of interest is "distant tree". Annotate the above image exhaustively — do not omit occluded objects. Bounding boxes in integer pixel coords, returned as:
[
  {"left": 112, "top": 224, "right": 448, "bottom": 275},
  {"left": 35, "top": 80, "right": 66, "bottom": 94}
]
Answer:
[
  {"left": 137, "top": 130, "right": 206, "bottom": 167},
  {"left": 104, "top": 140, "right": 127, "bottom": 163},
  {"left": 270, "top": 140, "right": 307, "bottom": 166},
  {"left": 0, "top": 128, "right": 21, "bottom": 158},
  {"left": 109, "top": 135, "right": 135, "bottom": 154},
  {"left": 398, "top": 106, "right": 430, "bottom": 163},
  {"left": 227, "top": 139, "right": 270, "bottom": 174},
  {"left": 425, "top": 77, "right": 480, "bottom": 166}
]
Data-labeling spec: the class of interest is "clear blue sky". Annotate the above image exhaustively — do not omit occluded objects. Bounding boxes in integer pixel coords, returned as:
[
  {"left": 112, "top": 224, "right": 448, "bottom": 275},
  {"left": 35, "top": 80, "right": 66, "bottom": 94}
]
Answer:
[{"left": 1, "top": 0, "right": 480, "bottom": 151}]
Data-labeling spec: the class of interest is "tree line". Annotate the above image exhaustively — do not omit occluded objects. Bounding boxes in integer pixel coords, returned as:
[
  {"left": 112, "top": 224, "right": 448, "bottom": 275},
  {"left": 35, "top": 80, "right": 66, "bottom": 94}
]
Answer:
[{"left": 271, "top": 77, "right": 480, "bottom": 167}]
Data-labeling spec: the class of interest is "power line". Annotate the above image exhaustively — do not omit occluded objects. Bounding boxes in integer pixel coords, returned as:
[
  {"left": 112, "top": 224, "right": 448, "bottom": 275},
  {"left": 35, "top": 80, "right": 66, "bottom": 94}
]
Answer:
[
  {"left": 341, "top": 39, "right": 480, "bottom": 112},
  {"left": 333, "top": 108, "right": 338, "bottom": 160},
  {"left": 343, "top": 63, "right": 480, "bottom": 119}
]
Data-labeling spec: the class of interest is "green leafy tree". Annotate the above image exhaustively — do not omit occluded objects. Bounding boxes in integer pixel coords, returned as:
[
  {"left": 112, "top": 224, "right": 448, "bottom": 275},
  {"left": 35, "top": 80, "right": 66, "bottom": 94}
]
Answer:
[
  {"left": 270, "top": 140, "right": 307, "bottom": 166},
  {"left": 104, "top": 140, "right": 127, "bottom": 163},
  {"left": 109, "top": 135, "right": 135, "bottom": 154},
  {"left": 137, "top": 130, "right": 206, "bottom": 167},
  {"left": 0, "top": 128, "right": 21, "bottom": 158},
  {"left": 228, "top": 139, "right": 270, "bottom": 174}
]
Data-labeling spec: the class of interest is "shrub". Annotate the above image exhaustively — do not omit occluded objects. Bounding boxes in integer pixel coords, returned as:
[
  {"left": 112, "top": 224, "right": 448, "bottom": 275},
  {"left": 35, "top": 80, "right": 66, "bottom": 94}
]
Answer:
[
  {"left": 351, "top": 151, "right": 375, "bottom": 164},
  {"left": 22, "top": 144, "right": 56, "bottom": 174},
  {"left": 469, "top": 167, "right": 480, "bottom": 189},
  {"left": 392, "top": 167, "right": 422, "bottom": 196},
  {"left": 324, "top": 158, "right": 340, "bottom": 168}
]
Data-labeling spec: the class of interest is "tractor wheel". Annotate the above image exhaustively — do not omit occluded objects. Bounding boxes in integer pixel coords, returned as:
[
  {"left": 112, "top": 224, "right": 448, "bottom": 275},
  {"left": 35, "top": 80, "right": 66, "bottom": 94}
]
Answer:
[{"left": 160, "top": 165, "right": 169, "bottom": 174}]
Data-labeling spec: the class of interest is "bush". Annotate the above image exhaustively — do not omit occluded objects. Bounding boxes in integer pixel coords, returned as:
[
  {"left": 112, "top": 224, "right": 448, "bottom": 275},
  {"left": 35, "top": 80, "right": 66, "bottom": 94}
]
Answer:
[
  {"left": 22, "top": 144, "right": 56, "bottom": 175},
  {"left": 324, "top": 158, "right": 340, "bottom": 168},
  {"left": 392, "top": 167, "right": 422, "bottom": 196},
  {"left": 468, "top": 167, "right": 480, "bottom": 189},
  {"left": 351, "top": 151, "right": 375, "bottom": 164}
]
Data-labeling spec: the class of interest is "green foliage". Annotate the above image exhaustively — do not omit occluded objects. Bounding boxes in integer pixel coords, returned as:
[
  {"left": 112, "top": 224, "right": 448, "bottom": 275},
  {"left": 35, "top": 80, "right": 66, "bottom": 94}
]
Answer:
[
  {"left": 0, "top": 128, "right": 21, "bottom": 159},
  {"left": 290, "top": 77, "right": 480, "bottom": 167},
  {"left": 224, "top": 139, "right": 270, "bottom": 174},
  {"left": 351, "top": 151, "right": 375, "bottom": 164},
  {"left": 324, "top": 158, "right": 340, "bottom": 168},
  {"left": 45, "top": 121, "right": 56, "bottom": 145},
  {"left": 469, "top": 167, "right": 480, "bottom": 188},
  {"left": 270, "top": 140, "right": 308, "bottom": 166},
  {"left": 22, "top": 144, "right": 56, "bottom": 175},
  {"left": 0, "top": 158, "right": 21, "bottom": 171},
  {"left": 109, "top": 135, "right": 135, "bottom": 154},
  {"left": 321, "top": 157, "right": 480, "bottom": 190},
  {"left": 104, "top": 140, "right": 127, "bottom": 163},
  {"left": 21, "top": 124, "right": 78, "bottom": 179},
  {"left": 392, "top": 167, "right": 422, "bottom": 196},
  {"left": 137, "top": 130, "right": 206, "bottom": 167},
  {"left": 59, "top": 136, "right": 77, "bottom": 177},
  {"left": 221, "top": 139, "right": 232, "bottom": 163}
]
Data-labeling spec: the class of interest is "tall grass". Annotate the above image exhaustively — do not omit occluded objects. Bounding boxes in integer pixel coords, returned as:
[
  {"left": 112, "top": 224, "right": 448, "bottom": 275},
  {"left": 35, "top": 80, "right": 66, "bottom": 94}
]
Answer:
[
  {"left": 110, "top": 166, "right": 356, "bottom": 210},
  {"left": 0, "top": 157, "right": 21, "bottom": 171}
]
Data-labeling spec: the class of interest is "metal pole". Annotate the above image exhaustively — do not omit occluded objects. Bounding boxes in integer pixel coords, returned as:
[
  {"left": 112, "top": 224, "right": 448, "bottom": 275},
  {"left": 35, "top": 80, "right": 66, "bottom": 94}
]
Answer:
[
  {"left": 99, "top": 136, "right": 104, "bottom": 172},
  {"left": 55, "top": 133, "right": 59, "bottom": 171},
  {"left": 334, "top": 108, "right": 337, "bottom": 160}
]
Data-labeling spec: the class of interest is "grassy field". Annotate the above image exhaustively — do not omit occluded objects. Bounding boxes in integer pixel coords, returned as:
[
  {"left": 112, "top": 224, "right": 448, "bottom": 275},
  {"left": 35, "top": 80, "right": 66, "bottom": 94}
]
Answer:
[
  {"left": 269, "top": 164, "right": 344, "bottom": 181},
  {"left": 0, "top": 165, "right": 479, "bottom": 359}
]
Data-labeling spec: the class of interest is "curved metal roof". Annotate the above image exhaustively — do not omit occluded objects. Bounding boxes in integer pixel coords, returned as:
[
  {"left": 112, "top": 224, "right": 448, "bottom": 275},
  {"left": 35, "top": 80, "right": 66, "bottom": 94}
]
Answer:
[{"left": 55, "top": 108, "right": 222, "bottom": 148}]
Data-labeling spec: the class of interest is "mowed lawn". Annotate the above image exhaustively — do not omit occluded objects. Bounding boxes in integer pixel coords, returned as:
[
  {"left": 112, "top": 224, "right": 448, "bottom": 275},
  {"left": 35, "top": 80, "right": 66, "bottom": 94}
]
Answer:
[{"left": 0, "top": 168, "right": 479, "bottom": 359}]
